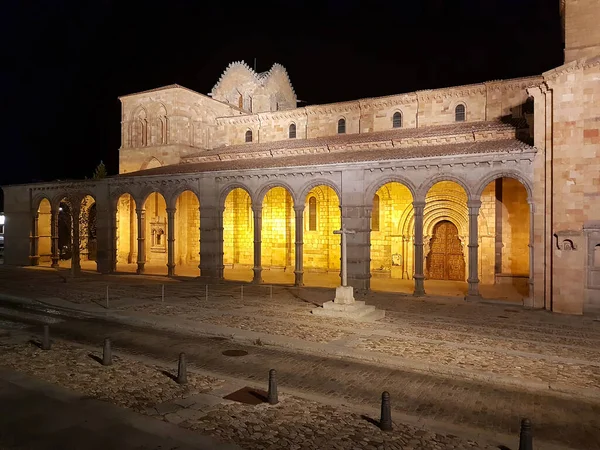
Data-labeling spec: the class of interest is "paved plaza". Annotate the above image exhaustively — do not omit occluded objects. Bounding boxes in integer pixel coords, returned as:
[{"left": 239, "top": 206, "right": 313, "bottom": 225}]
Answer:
[{"left": 0, "top": 265, "right": 599, "bottom": 449}]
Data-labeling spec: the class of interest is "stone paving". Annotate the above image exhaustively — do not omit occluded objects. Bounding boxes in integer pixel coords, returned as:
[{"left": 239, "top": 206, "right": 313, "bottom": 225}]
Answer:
[{"left": 0, "top": 331, "right": 499, "bottom": 450}]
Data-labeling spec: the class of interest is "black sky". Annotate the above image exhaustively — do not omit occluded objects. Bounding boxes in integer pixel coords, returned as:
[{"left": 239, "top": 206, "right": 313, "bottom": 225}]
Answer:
[{"left": 1, "top": 0, "right": 562, "bottom": 203}]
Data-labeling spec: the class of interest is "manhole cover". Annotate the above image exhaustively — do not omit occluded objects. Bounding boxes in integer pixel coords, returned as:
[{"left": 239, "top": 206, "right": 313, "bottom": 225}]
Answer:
[
  {"left": 222, "top": 349, "right": 248, "bottom": 357},
  {"left": 223, "top": 386, "right": 267, "bottom": 405}
]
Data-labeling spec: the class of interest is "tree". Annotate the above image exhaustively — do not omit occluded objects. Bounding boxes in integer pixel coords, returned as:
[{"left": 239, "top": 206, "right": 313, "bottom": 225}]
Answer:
[{"left": 93, "top": 161, "right": 107, "bottom": 179}]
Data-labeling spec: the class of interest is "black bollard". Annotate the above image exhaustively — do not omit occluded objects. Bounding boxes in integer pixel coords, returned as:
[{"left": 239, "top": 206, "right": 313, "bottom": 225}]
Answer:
[
  {"left": 102, "top": 338, "right": 112, "bottom": 366},
  {"left": 267, "top": 369, "right": 278, "bottom": 405},
  {"left": 176, "top": 352, "right": 187, "bottom": 384},
  {"left": 41, "top": 324, "right": 51, "bottom": 351},
  {"left": 380, "top": 391, "right": 392, "bottom": 431},
  {"left": 519, "top": 418, "right": 533, "bottom": 450}
]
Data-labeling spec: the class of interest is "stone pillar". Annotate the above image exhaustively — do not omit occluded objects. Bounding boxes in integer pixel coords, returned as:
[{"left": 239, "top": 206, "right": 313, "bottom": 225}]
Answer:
[
  {"left": 136, "top": 208, "right": 146, "bottom": 274},
  {"left": 51, "top": 208, "right": 59, "bottom": 268},
  {"left": 412, "top": 201, "right": 426, "bottom": 296},
  {"left": 95, "top": 196, "right": 112, "bottom": 274},
  {"left": 341, "top": 205, "right": 371, "bottom": 291},
  {"left": 199, "top": 206, "right": 223, "bottom": 279},
  {"left": 197, "top": 205, "right": 202, "bottom": 275},
  {"left": 30, "top": 212, "right": 40, "bottom": 266},
  {"left": 525, "top": 199, "right": 535, "bottom": 308},
  {"left": 294, "top": 205, "right": 304, "bottom": 286},
  {"left": 128, "top": 197, "right": 137, "bottom": 264},
  {"left": 252, "top": 205, "right": 262, "bottom": 284},
  {"left": 71, "top": 203, "right": 81, "bottom": 275},
  {"left": 465, "top": 200, "right": 482, "bottom": 301},
  {"left": 167, "top": 207, "right": 176, "bottom": 277}
]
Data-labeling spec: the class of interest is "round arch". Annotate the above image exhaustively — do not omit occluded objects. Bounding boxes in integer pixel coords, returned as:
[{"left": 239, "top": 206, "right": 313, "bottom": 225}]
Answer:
[
  {"left": 364, "top": 176, "right": 417, "bottom": 205},
  {"left": 219, "top": 183, "right": 254, "bottom": 208},
  {"left": 168, "top": 185, "right": 200, "bottom": 209},
  {"left": 474, "top": 171, "right": 533, "bottom": 200},
  {"left": 298, "top": 179, "right": 341, "bottom": 205},
  {"left": 418, "top": 175, "right": 471, "bottom": 200},
  {"left": 255, "top": 181, "right": 297, "bottom": 208}
]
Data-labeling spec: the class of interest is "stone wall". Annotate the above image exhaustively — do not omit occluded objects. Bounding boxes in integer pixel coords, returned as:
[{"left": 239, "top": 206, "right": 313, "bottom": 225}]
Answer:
[
  {"left": 501, "top": 178, "right": 530, "bottom": 276},
  {"left": 261, "top": 187, "right": 295, "bottom": 270},
  {"left": 563, "top": 0, "right": 600, "bottom": 62},
  {"left": 479, "top": 183, "right": 496, "bottom": 285},
  {"left": 303, "top": 186, "right": 341, "bottom": 272},
  {"left": 223, "top": 188, "right": 254, "bottom": 268},
  {"left": 116, "top": 194, "right": 136, "bottom": 265},
  {"left": 175, "top": 191, "right": 200, "bottom": 266}
]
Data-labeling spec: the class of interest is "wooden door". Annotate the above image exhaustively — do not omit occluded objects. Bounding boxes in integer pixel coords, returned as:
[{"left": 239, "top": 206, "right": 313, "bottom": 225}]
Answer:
[{"left": 427, "top": 221, "right": 465, "bottom": 281}]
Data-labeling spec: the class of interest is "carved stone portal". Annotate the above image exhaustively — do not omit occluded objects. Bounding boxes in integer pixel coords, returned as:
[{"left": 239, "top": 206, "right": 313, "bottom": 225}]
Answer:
[{"left": 150, "top": 215, "right": 166, "bottom": 254}]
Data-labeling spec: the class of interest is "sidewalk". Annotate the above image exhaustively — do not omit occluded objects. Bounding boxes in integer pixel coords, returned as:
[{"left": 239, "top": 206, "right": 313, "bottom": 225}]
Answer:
[
  {"left": 0, "top": 368, "right": 239, "bottom": 450},
  {"left": 0, "top": 265, "right": 599, "bottom": 401}
]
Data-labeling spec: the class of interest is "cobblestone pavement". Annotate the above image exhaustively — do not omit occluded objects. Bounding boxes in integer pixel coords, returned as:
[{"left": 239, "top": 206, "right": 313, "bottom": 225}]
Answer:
[
  {"left": 0, "top": 309, "right": 597, "bottom": 450},
  {"left": 0, "top": 332, "right": 497, "bottom": 450},
  {"left": 1, "top": 266, "right": 599, "bottom": 394}
]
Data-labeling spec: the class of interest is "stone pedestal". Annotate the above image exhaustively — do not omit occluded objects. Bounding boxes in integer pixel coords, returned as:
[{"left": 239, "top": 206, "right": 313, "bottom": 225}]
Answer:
[{"left": 312, "top": 286, "right": 385, "bottom": 321}]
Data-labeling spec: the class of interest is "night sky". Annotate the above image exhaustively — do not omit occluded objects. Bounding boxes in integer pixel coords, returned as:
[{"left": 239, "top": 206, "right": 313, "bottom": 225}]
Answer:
[{"left": 1, "top": 0, "right": 563, "bottom": 208}]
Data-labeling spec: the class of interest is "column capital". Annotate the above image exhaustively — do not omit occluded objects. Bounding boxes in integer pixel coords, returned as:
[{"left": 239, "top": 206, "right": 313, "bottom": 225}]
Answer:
[
  {"left": 467, "top": 200, "right": 481, "bottom": 212},
  {"left": 294, "top": 205, "right": 305, "bottom": 213},
  {"left": 166, "top": 208, "right": 176, "bottom": 214}
]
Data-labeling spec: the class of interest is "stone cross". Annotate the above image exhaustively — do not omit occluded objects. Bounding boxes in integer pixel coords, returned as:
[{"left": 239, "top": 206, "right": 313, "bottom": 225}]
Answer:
[{"left": 334, "top": 225, "right": 355, "bottom": 287}]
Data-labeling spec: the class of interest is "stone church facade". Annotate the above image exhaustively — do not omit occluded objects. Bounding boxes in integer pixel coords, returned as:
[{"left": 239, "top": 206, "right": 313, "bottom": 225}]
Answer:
[{"left": 3, "top": 0, "right": 599, "bottom": 315}]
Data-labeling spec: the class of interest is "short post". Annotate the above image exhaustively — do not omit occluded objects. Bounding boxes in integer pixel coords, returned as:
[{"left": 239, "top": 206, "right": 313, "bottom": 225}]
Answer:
[
  {"left": 519, "top": 418, "right": 533, "bottom": 450},
  {"left": 205, "top": 284, "right": 208, "bottom": 302},
  {"left": 267, "top": 369, "right": 278, "bottom": 405},
  {"left": 41, "top": 324, "right": 51, "bottom": 351},
  {"left": 161, "top": 284, "right": 165, "bottom": 303},
  {"left": 380, "top": 391, "right": 392, "bottom": 431},
  {"left": 105, "top": 285, "right": 109, "bottom": 309},
  {"left": 241, "top": 284, "right": 244, "bottom": 301},
  {"left": 177, "top": 352, "right": 187, "bottom": 384},
  {"left": 102, "top": 338, "right": 112, "bottom": 366}
]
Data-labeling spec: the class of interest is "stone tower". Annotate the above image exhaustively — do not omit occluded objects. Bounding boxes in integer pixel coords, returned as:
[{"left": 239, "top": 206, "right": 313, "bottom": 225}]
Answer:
[{"left": 561, "top": 0, "right": 600, "bottom": 62}]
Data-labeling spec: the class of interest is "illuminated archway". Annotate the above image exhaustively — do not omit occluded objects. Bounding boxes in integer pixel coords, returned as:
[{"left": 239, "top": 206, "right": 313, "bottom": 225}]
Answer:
[
  {"left": 79, "top": 195, "right": 96, "bottom": 263},
  {"left": 115, "top": 193, "right": 137, "bottom": 272},
  {"left": 223, "top": 188, "right": 253, "bottom": 281},
  {"left": 175, "top": 190, "right": 200, "bottom": 274},
  {"left": 143, "top": 192, "right": 168, "bottom": 274},
  {"left": 370, "top": 182, "right": 414, "bottom": 285},
  {"left": 424, "top": 181, "right": 468, "bottom": 283},
  {"left": 303, "top": 185, "right": 340, "bottom": 283},
  {"left": 479, "top": 177, "right": 530, "bottom": 297},
  {"left": 261, "top": 187, "right": 295, "bottom": 283},
  {"left": 36, "top": 198, "right": 52, "bottom": 266}
]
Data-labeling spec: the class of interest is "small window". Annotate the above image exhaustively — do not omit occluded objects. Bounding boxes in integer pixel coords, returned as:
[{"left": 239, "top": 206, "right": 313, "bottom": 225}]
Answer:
[
  {"left": 455, "top": 104, "right": 466, "bottom": 122},
  {"left": 392, "top": 112, "right": 402, "bottom": 128},
  {"left": 245, "top": 130, "right": 253, "bottom": 143},
  {"left": 372, "top": 194, "right": 380, "bottom": 231},
  {"left": 308, "top": 196, "right": 317, "bottom": 231},
  {"left": 337, "top": 118, "right": 346, "bottom": 134},
  {"left": 238, "top": 94, "right": 243, "bottom": 109},
  {"left": 289, "top": 123, "right": 296, "bottom": 139}
]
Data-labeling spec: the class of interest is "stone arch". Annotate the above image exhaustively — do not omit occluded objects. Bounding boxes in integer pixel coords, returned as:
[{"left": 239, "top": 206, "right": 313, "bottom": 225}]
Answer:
[
  {"left": 137, "top": 186, "right": 170, "bottom": 208},
  {"left": 167, "top": 184, "right": 200, "bottom": 210},
  {"left": 223, "top": 187, "right": 254, "bottom": 280},
  {"left": 255, "top": 181, "right": 297, "bottom": 208},
  {"left": 417, "top": 174, "right": 472, "bottom": 200},
  {"left": 141, "top": 191, "right": 168, "bottom": 273},
  {"left": 220, "top": 182, "right": 254, "bottom": 208},
  {"left": 32, "top": 193, "right": 53, "bottom": 213},
  {"left": 140, "top": 156, "right": 163, "bottom": 171},
  {"left": 474, "top": 170, "right": 533, "bottom": 201},
  {"left": 298, "top": 179, "right": 341, "bottom": 205},
  {"left": 174, "top": 190, "right": 200, "bottom": 269},
  {"left": 114, "top": 192, "right": 137, "bottom": 268},
  {"left": 35, "top": 197, "right": 53, "bottom": 265},
  {"left": 260, "top": 186, "right": 296, "bottom": 274},
  {"left": 364, "top": 176, "right": 417, "bottom": 205},
  {"left": 110, "top": 187, "right": 136, "bottom": 210}
]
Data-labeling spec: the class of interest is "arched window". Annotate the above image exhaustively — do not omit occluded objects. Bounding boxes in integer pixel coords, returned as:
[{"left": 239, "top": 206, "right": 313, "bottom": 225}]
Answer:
[
  {"left": 337, "top": 118, "right": 346, "bottom": 134},
  {"left": 238, "top": 94, "right": 243, "bottom": 109},
  {"left": 392, "top": 112, "right": 402, "bottom": 128},
  {"left": 289, "top": 123, "right": 296, "bottom": 139},
  {"left": 245, "top": 130, "right": 253, "bottom": 143},
  {"left": 372, "top": 194, "right": 380, "bottom": 231},
  {"left": 455, "top": 104, "right": 466, "bottom": 122},
  {"left": 308, "top": 196, "right": 317, "bottom": 231}
]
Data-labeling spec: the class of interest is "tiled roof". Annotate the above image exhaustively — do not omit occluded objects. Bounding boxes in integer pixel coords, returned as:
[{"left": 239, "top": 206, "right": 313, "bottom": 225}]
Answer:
[{"left": 124, "top": 137, "right": 533, "bottom": 178}]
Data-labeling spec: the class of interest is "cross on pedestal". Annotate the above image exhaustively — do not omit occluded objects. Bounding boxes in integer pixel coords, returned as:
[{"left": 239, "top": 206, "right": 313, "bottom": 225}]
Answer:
[{"left": 333, "top": 225, "right": 356, "bottom": 288}]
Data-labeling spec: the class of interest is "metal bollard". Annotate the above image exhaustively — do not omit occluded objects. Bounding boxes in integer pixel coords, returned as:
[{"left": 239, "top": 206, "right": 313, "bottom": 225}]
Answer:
[
  {"left": 519, "top": 418, "right": 533, "bottom": 450},
  {"left": 177, "top": 352, "right": 187, "bottom": 384},
  {"left": 41, "top": 324, "right": 51, "bottom": 351},
  {"left": 380, "top": 391, "right": 392, "bottom": 431},
  {"left": 267, "top": 369, "right": 278, "bottom": 405},
  {"left": 102, "top": 338, "right": 112, "bottom": 366}
]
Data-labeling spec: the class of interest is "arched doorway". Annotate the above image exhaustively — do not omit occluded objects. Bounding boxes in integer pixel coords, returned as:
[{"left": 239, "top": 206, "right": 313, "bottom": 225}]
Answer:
[
  {"left": 143, "top": 192, "right": 168, "bottom": 275},
  {"left": 58, "top": 199, "right": 72, "bottom": 263},
  {"left": 115, "top": 193, "right": 137, "bottom": 273},
  {"left": 261, "top": 187, "right": 295, "bottom": 285},
  {"left": 426, "top": 220, "right": 465, "bottom": 281},
  {"left": 36, "top": 198, "right": 52, "bottom": 266},
  {"left": 175, "top": 190, "right": 200, "bottom": 276},
  {"left": 369, "top": 182, "right": 414, "bottom": 294},
  {"left": 303, "top": 185, "right": 340, "bottom": 287},
  {"left": 79, "top": 195, "right": 96, "bottom": 265},
  {"left": 223, "top": 188, "right": 253, "bottom": 281}
]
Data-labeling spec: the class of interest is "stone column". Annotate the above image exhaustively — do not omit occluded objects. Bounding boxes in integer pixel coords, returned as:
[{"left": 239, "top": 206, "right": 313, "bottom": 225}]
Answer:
[
  {"left": 197, "top": 205, "right": 202, "bottom": 274},
  {"left": 136, "top": 208, "right": 146, "bottom": 274},
  {"left": 465, "top": 200, "right": 482, "bottom": 301},
  {"left": 412, "top": 201, "right": 426, "bottom": 296},
  {"left": 199, "top": 206, "right": 223, "bottom": 279},
  {"left": 30, "top": 212, "right": 40, "bottom": 266},
  {"left": 129, "top": 197, "right": 137, "bottom": 263},
  {"left": 294, "top": 205, "right": 304, "bottom": 286},
  {"left": 71, "top": 203, "right": 81, "bottom": 275},
  {"left": 167, "top": 207, "right": 176, "bottom": 277},
  {"left": 51, "top": 208, "right": 59, "bottom": 268},
  {"left": 525, "top": 199, "right": 535, "bottom": 307},
  {"left": 252, "top": 205, "right": 262, "bottom": 284}
]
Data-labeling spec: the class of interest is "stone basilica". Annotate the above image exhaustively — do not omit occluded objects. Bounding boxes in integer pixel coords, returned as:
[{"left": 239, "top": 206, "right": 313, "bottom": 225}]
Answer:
[{"left": 3, "top": 0, "right": 599, "bottom": 315}]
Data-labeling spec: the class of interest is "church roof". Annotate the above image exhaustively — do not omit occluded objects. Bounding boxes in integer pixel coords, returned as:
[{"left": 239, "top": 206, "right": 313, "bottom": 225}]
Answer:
[
  {"left": 124, "top": 121, "right": 533, "bottom": 178},
  {"left": 211, "top": 61, "right": 296, "bottom": 97}
]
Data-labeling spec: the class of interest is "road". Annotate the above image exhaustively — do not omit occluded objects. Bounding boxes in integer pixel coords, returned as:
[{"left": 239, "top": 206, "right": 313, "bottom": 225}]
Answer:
[{"left": 0, "top": 300, "right": 598, "bottom": 450}]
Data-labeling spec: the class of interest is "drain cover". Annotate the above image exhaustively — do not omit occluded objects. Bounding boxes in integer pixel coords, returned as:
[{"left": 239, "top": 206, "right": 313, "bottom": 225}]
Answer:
[
  {"left": 223, "top": 386, "right": 267, "bottom": 405},
  {"left": 222, "top": 349, "right": 248, "bottom": 357}
]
